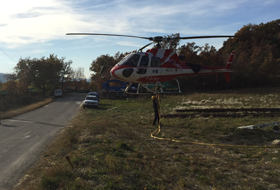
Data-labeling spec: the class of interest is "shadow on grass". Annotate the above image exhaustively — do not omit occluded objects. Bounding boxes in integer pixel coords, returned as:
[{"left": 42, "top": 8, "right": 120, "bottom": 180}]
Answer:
[
  {"left": 3, "top": 119, "right": 65, "bottom": 128},
  {"left": 83, "top": 103, "right": 113, "bottom": 110},
  {"left": 221, "top": 128, "right": 278, "bottom": 146}
]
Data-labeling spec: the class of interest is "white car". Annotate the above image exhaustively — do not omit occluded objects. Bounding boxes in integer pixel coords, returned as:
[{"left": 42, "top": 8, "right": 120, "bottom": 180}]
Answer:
[
  {"left": 83, "top": 95, "right": 99, "bottom": 108},
  {"left": 54, "top": 89, "right": 63, "bottom": 97}
]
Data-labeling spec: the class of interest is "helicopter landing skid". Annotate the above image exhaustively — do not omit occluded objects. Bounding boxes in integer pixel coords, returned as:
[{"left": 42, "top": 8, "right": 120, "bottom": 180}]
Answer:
[
  {"left": 121, "top": 90, "right": 181, "bottom": 95},
  {"left": 123, "top": 79, "right": 182, "bottom": 95},
  {"left": 141, "top": 79, "right": 181, "bottom": 94}
]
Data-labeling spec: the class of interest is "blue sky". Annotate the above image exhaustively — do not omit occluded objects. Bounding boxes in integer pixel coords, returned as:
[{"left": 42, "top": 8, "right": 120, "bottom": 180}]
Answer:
[{"left": 0, "top": 0, "right": 279, "bottom": 78}]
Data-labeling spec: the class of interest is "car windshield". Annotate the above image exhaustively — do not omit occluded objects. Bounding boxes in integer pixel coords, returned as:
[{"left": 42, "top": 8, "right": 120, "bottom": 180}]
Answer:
[
  {"left": 86, "top": 96, "right": 97, "bottom": 100},
  {"left": 89, "top": 92, "right": 98, "bottom": 95}
]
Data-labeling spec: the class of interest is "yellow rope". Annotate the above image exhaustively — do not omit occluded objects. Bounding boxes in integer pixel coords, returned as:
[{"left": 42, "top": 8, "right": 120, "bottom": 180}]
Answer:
[
  {"left": 151, "top": 125, "right": 279, "bottom": 148},
  {"left": 158, "top": 93, "right": 161, "bottom": 126},
  {"left": 151, "top": 94, "right": 279, "bottom": 149}
]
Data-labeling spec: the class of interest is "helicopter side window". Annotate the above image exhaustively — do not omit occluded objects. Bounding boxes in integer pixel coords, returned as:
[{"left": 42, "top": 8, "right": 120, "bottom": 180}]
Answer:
[
  {"left": 151, "top": 57, "right": 161, "bottom": 67},
  {"left": 119, "top": 54, "right": 140, "bottom": 67},
  {"left": 139, "top": 56, "right": 149, "bottom": 67}
]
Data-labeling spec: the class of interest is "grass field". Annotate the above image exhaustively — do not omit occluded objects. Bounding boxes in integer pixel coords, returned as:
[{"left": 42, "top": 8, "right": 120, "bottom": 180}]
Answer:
[{"left": 14, "top": 88, "right": 280, "bottom": 190}]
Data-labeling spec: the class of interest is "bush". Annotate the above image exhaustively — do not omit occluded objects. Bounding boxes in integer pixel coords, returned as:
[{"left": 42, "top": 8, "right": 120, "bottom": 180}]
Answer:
[
  {"left": 0, "top": 95, "right": 44, "bottom": 112},
  {"left": 41, "top": 176, "right": 60, "bottom": 190}
]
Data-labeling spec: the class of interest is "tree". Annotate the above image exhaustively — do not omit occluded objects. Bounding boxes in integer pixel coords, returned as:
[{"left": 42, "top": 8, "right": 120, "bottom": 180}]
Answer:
[
  {"left": 3, "top": 73, "right": 18, "bottom": 97},
  {"left": 58, "top": 58, "right": 73, "bottom": 91},
  {"left": 14, "top": 58, "right": 34, "bottom": 95},
  {"left": 90, "top": 54, "right": 116, "bottom": 75},
  {"left": 80, "top": 78, "right": 90, "bottom": 90},
  {"left": 177, "top": 42, "right": 200, "bottom": 63},
  {"left": 13, "top": 55, "right": 73, "bottom": 96},
  {"left": 90, "top": 53, "right": 126, "bottom": 90},
  {"left": 221, "top": 19, "right": 280, "bottom": 87},
  {"left": 158, "top": 33, "right": 180, "bottom": 50},
  {"left": 198, "top": 44, "right": 218, "bottom": 66},
  {"left": 30, "top": 57, "right": 51, "bottom": 96},
  {"left": 70, "top": 67, "right": 85, "bottom": 92}
]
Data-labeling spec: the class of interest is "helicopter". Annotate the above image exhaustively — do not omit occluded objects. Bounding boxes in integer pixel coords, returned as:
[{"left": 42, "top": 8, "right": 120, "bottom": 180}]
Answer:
[{"left": 66, "top": 33, "right": 236, "bottom": 93}]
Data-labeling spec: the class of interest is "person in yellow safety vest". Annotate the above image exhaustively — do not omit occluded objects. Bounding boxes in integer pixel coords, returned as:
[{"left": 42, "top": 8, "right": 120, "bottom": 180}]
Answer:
[{"left": 151, "top": 94, "right": 162, "bottom": 126}]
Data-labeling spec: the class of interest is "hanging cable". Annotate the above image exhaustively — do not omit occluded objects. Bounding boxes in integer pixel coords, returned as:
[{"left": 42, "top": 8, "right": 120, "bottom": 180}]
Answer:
[{"left": 0, "top": 48, "right": 17, "bottom": 63}]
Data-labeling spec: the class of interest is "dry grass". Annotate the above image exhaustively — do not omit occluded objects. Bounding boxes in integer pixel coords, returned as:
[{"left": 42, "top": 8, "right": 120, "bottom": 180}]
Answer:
[
  {"left": 0, "top": 98, "right": 53, "bottom": 119},
  {"left": 13, "top": 87, "right": 280, "bottom": 190}
]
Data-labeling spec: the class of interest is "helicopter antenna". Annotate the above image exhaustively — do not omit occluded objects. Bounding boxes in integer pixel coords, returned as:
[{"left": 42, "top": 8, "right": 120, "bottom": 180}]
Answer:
[
  {"left": 96, "top": 65, "right": 112, "bottom": 79},
  {"left": 139, "top": 42, "right": 154, "bottom": 52}
]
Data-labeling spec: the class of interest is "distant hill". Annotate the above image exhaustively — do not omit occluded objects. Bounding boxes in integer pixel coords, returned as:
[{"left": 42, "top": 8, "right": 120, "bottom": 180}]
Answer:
[{"left": 0, "top": 73, "right": 6, "bottom": 82}]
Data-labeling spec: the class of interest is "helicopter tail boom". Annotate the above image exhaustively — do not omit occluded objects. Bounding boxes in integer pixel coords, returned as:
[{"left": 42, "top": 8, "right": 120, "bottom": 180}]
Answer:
[
  {"left": 224, "top": 72, "right": 231, "bottom": 82},
  {"left": 224, "top": 50, "right": 235, "bottom": 82},
  {"left": 225, "top": 50, "right": 235, "bottom": 70}
]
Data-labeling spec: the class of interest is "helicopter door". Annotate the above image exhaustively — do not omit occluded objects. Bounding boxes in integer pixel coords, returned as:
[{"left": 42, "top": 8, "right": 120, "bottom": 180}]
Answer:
[
  {"left": 136, "top": 55, "right": 149, "bottom": 74},
  {"left": 149, "top": 56, "right": 162, "bottom": 77}
]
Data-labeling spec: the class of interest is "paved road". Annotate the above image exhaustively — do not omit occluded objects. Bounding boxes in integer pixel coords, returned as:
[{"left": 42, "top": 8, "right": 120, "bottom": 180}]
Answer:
[{"left": 0, "top": 94, "right": 85, "bottom": 190}]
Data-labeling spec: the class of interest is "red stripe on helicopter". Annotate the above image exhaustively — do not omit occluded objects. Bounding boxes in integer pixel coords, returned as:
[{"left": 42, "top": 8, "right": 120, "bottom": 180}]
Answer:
[
  {"left": 147, "top": 49, "right": 158, "bottom": 57},
  {"left": 225, "top": 50, "right": 235, "bottom": 69},
  {"left": 110, "top": 65, "right": 129, "bottom": 80},
  {"left": 161, "top": 49, "right": 171, "bottom": 63}
]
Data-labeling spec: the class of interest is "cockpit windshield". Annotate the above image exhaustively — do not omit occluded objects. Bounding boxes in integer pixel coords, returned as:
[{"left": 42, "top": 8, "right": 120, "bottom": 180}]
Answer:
[{"left": 118, "top": 54, "right": 140, "bottom": 67}]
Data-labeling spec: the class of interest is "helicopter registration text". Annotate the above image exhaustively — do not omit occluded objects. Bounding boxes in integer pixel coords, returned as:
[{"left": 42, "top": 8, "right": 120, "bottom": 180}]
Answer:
[{"left": 145, "top": 76, "right": 160, "bottom": 81}]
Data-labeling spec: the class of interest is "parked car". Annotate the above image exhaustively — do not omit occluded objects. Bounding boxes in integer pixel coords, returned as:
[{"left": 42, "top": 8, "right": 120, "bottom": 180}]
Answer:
[
  {"left": 87, "top": 92, "right": 99, "bottom": 100},
  {"left": 54, "top": 89, "right": 63, "bottom": 97},
  {"left": 83, "top": 95, "right": 99, "bottom": 108}
]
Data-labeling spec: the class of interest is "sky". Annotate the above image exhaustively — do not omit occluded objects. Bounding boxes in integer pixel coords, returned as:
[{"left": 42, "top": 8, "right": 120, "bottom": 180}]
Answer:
[{"left": 0, "top": 0, "right": 279, "bottom": 78}]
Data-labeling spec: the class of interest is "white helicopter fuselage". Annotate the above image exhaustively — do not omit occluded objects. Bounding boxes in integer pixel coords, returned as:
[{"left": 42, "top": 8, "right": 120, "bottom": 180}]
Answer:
[{"left": 110, "top": 49, "right": 234, "bottom": 84}]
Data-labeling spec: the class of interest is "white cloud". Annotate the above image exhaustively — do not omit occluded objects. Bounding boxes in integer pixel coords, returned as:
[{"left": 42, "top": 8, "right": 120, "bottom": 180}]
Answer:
[
  {"left": 0, "top": 0, "right": 93, "bottom": 48},
  {"left": 0, "top": 0, "right": 261, "bottom": 49}
]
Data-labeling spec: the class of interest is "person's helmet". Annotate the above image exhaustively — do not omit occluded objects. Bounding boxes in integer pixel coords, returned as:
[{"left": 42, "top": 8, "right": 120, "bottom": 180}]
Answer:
[{"left": 151, "top": 95, "right": 157, "bottom": 100}]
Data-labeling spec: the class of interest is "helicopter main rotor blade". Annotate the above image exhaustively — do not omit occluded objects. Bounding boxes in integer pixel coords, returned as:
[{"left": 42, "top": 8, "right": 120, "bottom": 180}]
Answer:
[
  {"left": 66, "top": 33, "right": 152, "bottom": 41},
  {"left": 66, "top": 33, "right": 239, "bottom": 47},
  {"left": 179, "top": 35, "right": 237, "bottom": 40}
]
